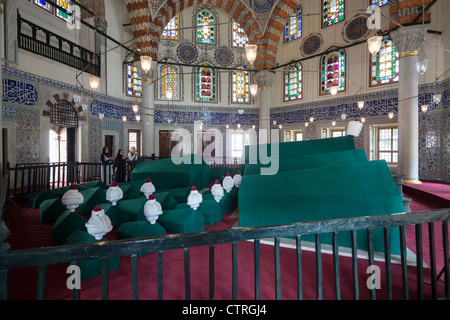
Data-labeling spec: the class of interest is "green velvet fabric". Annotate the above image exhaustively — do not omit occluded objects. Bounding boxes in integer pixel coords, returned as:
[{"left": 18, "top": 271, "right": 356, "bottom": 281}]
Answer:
[
  {"left": 244, "top": 149, "right": 368, "bottom": 176},
  {"left": 52, "top": 210, "right": 87, "bottom": 245},
  {"left": 131, "top": 155, "right": 210, "bottom": 190},
  {"left": 76, "top": 180, "right": 107, "bottom": 190},
  {"left": 209, "top": 166, "right": 230, "bottom": 184},
  {"left": 155, "top": 186, "right": 192, "bottom": 203},
  {"left": 77, "top": 187, "right": 107, "bottom": 215},
  {"left": 66, "top": 230, "right": 120, "bottom": 280},
  {"left": 238, "top": 160, "right": 404, "bottom": 254},
  {"left": 96, "top": 202, "right": 129, "bottom": 230},
  {"left": 198, "top": 192, "right": 233, "bottom": 225},
  {"left": 117, "top": 221, "right": 166, "bottom": 256},
  {"left": 158, "top": 208, "right": 205, "bottom": 234},
  {"left": 39, "top": 197, "right": 66, "bottom": 224},
  {"left": 117, "top": 179, "right": 148, "bottom": 199},
  {"left": 116, "top": 197, "right": 147, "bottom": 221},
  {"left": 153, "top": 192, "right": 178, "bottom": 210},
  {"left": 23, "top": 190, "right": 58, "bottom": 209},
  {"left": 242, "top": 136, "right": 356, "bottom": 163}
]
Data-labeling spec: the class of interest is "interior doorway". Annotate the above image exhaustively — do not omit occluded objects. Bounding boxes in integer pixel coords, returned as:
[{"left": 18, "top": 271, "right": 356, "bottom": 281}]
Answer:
[
  {"left": 49, "top": 127, "right": 67, "bottom": 163},
  {"left": 105, "top": 135, "right": 114, "bottom": 158},
  {"left": 159, "top": 130, "right": 176, "bottom": 158}
]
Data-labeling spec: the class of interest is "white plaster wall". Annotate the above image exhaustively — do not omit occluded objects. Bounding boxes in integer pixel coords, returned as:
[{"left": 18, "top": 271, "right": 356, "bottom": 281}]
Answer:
[{"left": 15, "top": 0, "right": 130, "bottom": 97}]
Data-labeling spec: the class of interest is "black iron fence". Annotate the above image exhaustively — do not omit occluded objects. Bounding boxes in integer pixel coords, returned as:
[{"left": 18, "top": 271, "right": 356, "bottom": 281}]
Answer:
[
  {"left": 7, "top": 156, "right": 242, "bottom": 198},
  {"left": 0, "top": 205, "right": 448, "bottom": 300},
  {"left": 2, "top": 161, "right": 447, "bottom": 300}
]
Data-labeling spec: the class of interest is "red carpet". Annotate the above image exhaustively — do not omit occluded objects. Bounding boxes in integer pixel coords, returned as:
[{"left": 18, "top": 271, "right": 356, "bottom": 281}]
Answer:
[{"left": 5, "top": 181, "right": 450, "bottom": 300}]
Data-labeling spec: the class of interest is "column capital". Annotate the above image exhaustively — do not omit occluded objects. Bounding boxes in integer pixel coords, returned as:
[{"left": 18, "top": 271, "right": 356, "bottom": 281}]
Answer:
[
  {"left": 390, "top": 25, "right": 425, "bottom": 58},
  {"left": 94, "top": 16, "right": 108, "bottom": 33},
  {"left": 255, "top": 70, "right": 275, "bottom": 89}
]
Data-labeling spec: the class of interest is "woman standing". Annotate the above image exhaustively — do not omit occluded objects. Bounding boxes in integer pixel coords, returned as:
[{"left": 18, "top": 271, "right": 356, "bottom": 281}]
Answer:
[
  {"left": 100, "top": 146, "right": 114, "bottom": 185},
  {"left": 115, "top": 149, "right": 127, "bottom": 183}
]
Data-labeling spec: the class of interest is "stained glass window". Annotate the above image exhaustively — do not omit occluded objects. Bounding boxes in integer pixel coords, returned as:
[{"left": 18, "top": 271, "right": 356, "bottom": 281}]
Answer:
[
  {"left": 284, "top": 63, "right": 302, "bottom": 101},
  {"left": 323, "top": 0, "right": 344, "bottom": 27},
  {"left": 285, "top": 7, "right": 302, "bottom": 42},
  {"left": 197, "top": 11, "right": 215, "bottom": 44},
  {"left": 162, "top": 15, "right": 178, "bottom": 39},
  {"left": 232, "top": 21, "right": 248, "bottom": 47},
  {"left": 55, "top": 0, "right": 70, "bottom": 21},
  {"left": 232, "top": 71, "right": 250, "bottom": 103},
  {"left": 370, "top": 37, "right": 399, "bottom": 86},
  {"left": 127, "top": 63, "right": 142, "bottom": 97},
  {"left": 34, "top": 0, "right": 51, "bottom": 11},
  {"left": 371, "top": 0, "right": 389, "bottom": 6},
  {"left": 160, "top": 65, "right": 179, "bottom": 100},
  {"left": 196, "top": 65, "right": 216, "bottom": 102},
  {"left": 320, "top": 49, "right": 346, "bottom": 95}
]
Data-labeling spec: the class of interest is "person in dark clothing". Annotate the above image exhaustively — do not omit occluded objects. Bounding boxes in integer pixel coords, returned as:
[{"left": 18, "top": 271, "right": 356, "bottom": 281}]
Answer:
[
  {"left": 100, "top": 146, "right": 114, "bottom": 184},
  {"left": 115, "top": 149, "right": 127, "bottom": 183}
]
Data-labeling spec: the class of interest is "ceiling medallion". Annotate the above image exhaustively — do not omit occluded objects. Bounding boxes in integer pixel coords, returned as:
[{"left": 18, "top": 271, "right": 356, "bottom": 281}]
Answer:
[
  {"left": 214, "top": 46, "right": 234, "bottom": 66},
  {"left": 342, "top": 15, "right": 370, "bottom": 43},
  {"left": 301, "top": 33, "right": 323, "bottom": 56},
  {"left": 177, "top": 42, "right": 199, "bottom": 64}
]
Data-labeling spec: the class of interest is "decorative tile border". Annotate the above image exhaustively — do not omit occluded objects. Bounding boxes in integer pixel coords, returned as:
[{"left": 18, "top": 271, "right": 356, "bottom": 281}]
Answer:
[{"left": 2, "top": 66, "right": 134, "bottom": 107}]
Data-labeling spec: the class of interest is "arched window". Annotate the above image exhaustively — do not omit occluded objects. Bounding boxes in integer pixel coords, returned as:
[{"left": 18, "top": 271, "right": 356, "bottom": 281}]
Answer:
[
  {"left": 284, "top": 63, "right": 302, "bottom": 101},
  {"left": 196, "top": 65, "right": 216, "bottom": 102},
  {"left": 285, "top": 7, "right": 302, "bottom": 42},
  {"left": 197, "top": 10, "right": 215, "bottom": 44},
  {"left": 320, "top": 49, "right": 346, "bottom": 95},
  {"left": 232, "top": 70, "right": 250, "bottom": 103},
  {"left": 126, "top": 63, "right": 142, "bottom": 97},
  {"left": 160, "top": 65, "right": 179, "bottom": 100},
  {"left": 162, "top": 15, "right": 178, "bottom": 40},
  {"left": 370, "top": 37, "right": 399, "bottom": 86},
  {"left": 232, "top": 20, "right": 248, "bottom": 47},
  {"left": 371, "top": 0, "right": 389, "bottom": 6},
  {"left": 323, "top": 0, "right": 345, "bottom": 27}
]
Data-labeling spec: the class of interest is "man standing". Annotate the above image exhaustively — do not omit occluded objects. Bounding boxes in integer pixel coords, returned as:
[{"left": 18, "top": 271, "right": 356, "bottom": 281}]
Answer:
[{"left": 127, "top": 147, "right": 138, "bottom": 181}]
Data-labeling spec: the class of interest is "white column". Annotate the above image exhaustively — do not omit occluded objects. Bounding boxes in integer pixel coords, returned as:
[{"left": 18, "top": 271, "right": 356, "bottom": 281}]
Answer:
[
  {"left": 141, "top": 61, "right": 157, "bottom": 157},
  {"left": 391, "top": 25, "right": 423, "bottom": 184},
  {"left": 255, "top": 70, "right": 275, "bottom": 137}
]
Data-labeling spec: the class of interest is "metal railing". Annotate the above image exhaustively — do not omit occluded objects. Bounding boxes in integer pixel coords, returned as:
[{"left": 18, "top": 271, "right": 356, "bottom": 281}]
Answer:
[
  {"left": 0, "top": 204, "right": 448, "bottom": 300},
  {"left": 7, "top": 156, "right": 165, "bottom": 197},
  {"left": 7, "top": 156, "right": 242, "bottom": 198}
]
